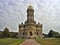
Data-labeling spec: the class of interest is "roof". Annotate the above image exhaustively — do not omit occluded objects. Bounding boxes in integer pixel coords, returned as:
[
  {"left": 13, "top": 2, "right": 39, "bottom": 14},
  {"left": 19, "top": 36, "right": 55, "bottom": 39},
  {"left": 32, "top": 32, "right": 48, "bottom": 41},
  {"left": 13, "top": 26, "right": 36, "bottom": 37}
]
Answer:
[{"left": 27, "top": 5, "right": 33, "bottom": 10}]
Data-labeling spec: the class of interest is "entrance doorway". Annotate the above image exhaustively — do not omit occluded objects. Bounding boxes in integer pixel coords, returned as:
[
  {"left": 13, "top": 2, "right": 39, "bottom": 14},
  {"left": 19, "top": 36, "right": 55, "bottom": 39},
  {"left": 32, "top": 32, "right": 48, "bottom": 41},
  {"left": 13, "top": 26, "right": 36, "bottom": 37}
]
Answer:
[{"left": 30, "top": 31, "right": 32, "bottom": 35}]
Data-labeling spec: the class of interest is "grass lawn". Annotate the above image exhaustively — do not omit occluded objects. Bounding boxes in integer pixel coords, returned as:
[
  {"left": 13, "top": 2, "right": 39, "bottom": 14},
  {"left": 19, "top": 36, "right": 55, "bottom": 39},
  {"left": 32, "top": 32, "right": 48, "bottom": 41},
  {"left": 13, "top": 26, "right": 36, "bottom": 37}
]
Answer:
[
  {"left": 0, "top": 38, "right": 25, "bottom": 45},
  {"left": 36, "top": 38, "right": 60, "bottom": 45}
]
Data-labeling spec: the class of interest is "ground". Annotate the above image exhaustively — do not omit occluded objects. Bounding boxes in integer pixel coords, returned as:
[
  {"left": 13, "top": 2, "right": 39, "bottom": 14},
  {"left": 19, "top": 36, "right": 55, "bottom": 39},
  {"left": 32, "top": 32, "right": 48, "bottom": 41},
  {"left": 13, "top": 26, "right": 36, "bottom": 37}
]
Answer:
[
  {"left": 0, "top": 38, "right": 24, "bottom": 45},
  {"left": 19, "top": 39, "right": 41, "bottom": 45},
  {"left": 36, "top": 38, "right": 60, "bottom": 45},
  {"left": 0, "top": 38, "right": 60, "bottom": 45}
]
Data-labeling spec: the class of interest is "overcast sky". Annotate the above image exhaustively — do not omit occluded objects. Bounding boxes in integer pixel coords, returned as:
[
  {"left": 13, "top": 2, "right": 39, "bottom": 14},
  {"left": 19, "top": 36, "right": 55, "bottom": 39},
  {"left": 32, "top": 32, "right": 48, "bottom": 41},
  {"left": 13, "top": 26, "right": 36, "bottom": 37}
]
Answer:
[{"left": 0, "top": 0, "right": 60, "bottom": 34}]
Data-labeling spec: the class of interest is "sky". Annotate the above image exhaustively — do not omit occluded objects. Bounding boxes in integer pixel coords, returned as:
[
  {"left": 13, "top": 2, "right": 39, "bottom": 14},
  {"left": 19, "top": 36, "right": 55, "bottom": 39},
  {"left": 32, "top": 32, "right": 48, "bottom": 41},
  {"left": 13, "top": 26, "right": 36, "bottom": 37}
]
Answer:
[{"left": 0, "top": 0, "right": 60, "bottom": 34}]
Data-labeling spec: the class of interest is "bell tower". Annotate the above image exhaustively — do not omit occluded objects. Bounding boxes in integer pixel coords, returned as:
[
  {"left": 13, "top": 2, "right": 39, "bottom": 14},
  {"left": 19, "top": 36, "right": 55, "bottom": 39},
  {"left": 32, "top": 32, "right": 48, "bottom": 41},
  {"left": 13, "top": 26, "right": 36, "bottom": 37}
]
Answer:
[
  {"left": 25, "top": 5, "right": 36, "bottom": 24},
  {"left": 19, "top": 5, "right": 42, "bottom": 38},
  {"left": 27, "top": 5, "right": 34, "bottom": 21}
]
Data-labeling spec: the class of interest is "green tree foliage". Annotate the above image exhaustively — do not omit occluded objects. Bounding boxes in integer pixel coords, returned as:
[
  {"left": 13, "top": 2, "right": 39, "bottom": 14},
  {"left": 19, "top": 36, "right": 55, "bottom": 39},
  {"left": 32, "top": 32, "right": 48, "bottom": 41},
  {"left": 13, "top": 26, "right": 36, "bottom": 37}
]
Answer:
[
  {"left": 0, "top": 27, "right": 18, "bottom": 38},
  {"left": 0, "top": 31, "right": 2, "bottom": 38},
  {"left": 48, "top": 30, "right": 60, "bottom": 38},
  {"left": 9, "top": 32, "right": 18, "bottom": 38},
  {"left": 2, "top": 27, "right": 9, "bottom": 38},
  {"left": 48, "top": 30, "right": 53, "bottom": 37}
]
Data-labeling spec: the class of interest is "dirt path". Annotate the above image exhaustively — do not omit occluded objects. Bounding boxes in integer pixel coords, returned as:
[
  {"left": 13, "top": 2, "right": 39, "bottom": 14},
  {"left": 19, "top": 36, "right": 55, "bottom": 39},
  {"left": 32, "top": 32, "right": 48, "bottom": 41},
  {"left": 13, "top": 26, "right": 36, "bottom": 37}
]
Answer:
[{"left": 19, "top": 39, "right": 41, "bottom": 45}]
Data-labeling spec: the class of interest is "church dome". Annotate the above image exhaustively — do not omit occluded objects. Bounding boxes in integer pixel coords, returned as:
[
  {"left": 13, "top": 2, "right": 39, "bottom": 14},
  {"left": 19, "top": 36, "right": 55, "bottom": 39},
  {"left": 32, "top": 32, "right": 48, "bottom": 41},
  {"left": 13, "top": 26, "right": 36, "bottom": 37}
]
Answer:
[{"left": 27, "top": 5, "right": 33, "bottom": 10}]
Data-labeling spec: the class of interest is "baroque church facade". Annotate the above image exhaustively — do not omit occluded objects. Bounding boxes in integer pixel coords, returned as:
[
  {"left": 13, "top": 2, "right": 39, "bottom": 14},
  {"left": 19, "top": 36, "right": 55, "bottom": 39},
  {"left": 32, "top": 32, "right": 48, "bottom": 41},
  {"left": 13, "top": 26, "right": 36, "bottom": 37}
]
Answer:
[{"left": 19, "top": 5, "right": 42, "bottom": 38}]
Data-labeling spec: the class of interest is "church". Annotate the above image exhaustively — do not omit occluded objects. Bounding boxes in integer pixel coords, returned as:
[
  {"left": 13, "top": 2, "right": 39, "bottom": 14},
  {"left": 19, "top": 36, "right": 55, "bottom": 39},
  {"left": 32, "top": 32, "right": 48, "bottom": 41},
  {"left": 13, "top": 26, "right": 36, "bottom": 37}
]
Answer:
[{"left": 19, "top": 5, "right": 42, "bottom": 38}]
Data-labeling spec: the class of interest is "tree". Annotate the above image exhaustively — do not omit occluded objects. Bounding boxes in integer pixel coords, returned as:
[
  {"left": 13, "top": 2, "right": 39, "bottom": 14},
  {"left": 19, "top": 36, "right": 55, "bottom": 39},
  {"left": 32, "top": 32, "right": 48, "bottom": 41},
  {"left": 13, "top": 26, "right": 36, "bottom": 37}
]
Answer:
[
  {"left": 43, "top": 33, "right": 48, "bottom": 38},
  {"left": 0, "top": 31, "right": 2, "bottom": 38},
  {"left": 53, "top": 32, "right": 59, "bottom": 37},
  {"left": 48, "top": 30, "right": 53, "bottom": 37},
  {"left": 48, "top": 30, "right": 60, "bottom": 38},
  {"left": 9, "top": 32, "right": 18, "bottom": 38},
  {"left": 2, "top": 27, "right": 9, "bottom": 38}
]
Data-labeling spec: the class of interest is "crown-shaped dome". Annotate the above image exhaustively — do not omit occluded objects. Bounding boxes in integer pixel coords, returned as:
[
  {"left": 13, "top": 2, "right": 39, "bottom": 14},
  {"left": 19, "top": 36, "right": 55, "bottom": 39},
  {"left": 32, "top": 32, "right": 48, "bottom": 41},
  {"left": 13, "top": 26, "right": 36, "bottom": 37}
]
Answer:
[{"left": 27, "top": 5, "right": 33, "bottom": 10}]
